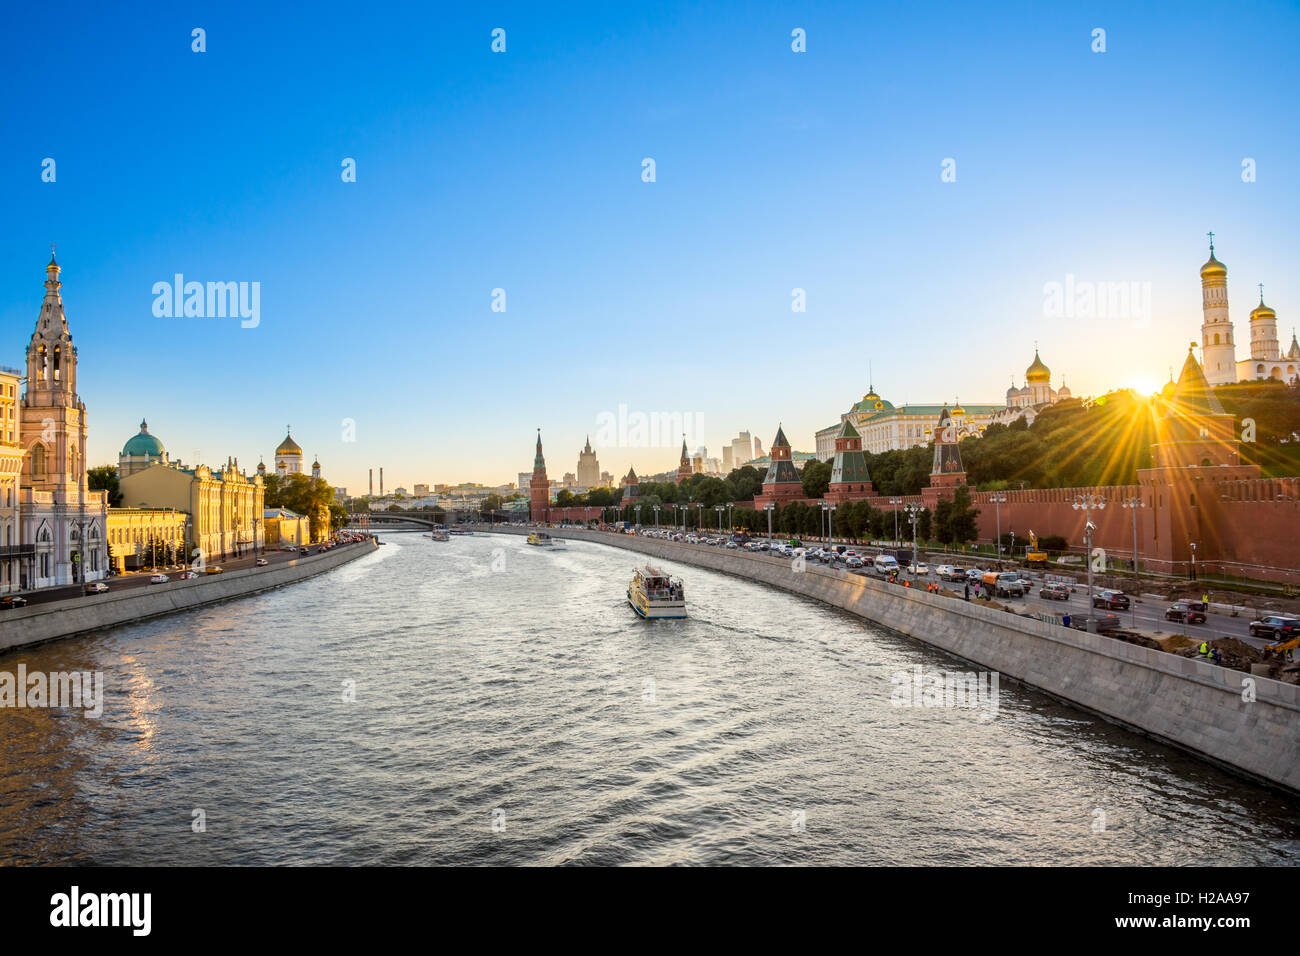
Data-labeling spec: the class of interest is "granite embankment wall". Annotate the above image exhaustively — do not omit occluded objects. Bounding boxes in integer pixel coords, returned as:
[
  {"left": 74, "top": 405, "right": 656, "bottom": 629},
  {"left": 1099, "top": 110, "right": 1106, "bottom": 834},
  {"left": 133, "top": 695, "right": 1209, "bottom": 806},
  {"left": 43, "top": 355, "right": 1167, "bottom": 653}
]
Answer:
[
  {"left": 0, "top": 539, "right": 379, "bottom": 654},
  {"left": 484, "top": 525, "right": 1300, "bottom": 793}
]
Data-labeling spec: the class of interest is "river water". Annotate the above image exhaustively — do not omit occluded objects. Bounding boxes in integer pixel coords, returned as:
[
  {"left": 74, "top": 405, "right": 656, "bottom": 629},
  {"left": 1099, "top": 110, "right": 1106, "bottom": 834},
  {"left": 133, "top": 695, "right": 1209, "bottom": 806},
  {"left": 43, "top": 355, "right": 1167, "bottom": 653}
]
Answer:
[{"left": 1, "top": 530, "right": 1295, "bottom": 865}]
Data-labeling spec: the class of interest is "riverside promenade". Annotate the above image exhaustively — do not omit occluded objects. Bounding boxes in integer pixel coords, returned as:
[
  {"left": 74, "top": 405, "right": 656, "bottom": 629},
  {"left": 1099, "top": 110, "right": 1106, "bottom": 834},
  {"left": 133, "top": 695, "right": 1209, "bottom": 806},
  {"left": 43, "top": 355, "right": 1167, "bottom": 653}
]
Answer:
[
  {"left": 0, "top": 537, "right": 379, "bottom": 654},
  {"left": 479, "top": 524, "right": 1300, "bottom": 795}
]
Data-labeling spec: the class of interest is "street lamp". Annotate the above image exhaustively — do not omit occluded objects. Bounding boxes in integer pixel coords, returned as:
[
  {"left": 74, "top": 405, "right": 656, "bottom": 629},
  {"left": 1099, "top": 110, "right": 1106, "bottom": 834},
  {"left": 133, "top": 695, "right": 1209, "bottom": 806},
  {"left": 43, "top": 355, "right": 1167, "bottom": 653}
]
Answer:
[
  {"left": 889, "top": 497, "right": 903, "bottom": 547},
  {"left": 989, "top": 493, "right": 1007, "bottom": 564},
  {"left": 726, "top": 501, "right": 734, "bottom": 533},
  {"left": 1189, "top": 541, "right": 1197, "bottom": 583},
  {"left": 715, "top": 504, "right": 724, "bottom": 533},
  {"left": 634, "top": 504, "right": 642, "bottom": 530},
  {"left": 653, "top": 504, "right": 661, "bottom": 530},
  {"left": 763, "top": 502, "right": 775, "bottom": 549},
  {"left": 1121, "top": 496, "right": 1145, "bottom": 586},
  {"left": 1072, "top": 493, "right": 1107, "bottom": 632},
  {"left": 826, "top": 503, "right": 837, "bottom": 546},
  {"left": 905, "top": 502, "right": 925, "bottom": 575}
]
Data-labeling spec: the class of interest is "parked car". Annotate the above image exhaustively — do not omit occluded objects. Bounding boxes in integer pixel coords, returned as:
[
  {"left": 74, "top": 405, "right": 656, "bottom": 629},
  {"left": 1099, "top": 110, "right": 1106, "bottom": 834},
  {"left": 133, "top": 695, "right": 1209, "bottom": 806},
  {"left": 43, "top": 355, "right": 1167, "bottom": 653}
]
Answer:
[
  {"left": 0, "top": 595, "right": 28, "bottom": 609},
  {"left": 1092, "top": 589, "right": 1131, "bottom": 610},
  {"left": 1249, "top": 615, "right": 1300, "bottom": 639},
  {"left": 255, "top": 557, "right": 268, "bottom": 567},
  {"left": 1165, "top": 602, "right": 1207, "bottom": 624},
  {"left": 84, "top": 582, "right": 109, "bottom": 594},
  {"left": 1039, "top": 583, "right": 1071, "bottom": 601},
  {"left": 149, "top": 574, "right": 169, "bottom": 584}
]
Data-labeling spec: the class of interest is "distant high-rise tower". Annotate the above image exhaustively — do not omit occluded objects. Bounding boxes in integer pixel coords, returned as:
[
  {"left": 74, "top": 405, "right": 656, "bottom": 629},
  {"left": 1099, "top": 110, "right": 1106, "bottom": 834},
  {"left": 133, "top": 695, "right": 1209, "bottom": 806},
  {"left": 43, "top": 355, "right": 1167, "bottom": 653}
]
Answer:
[
  {"left": 530, "top": 430, "right": 549, "bottom": 521},
  {"left": 369, "top": 468, "right": 373, "bottom": 496},
  {"left": 1199, "top": 234, "right": 1237, "bottom": 386},
  {"left": 577, "top": 435, "right": 600, "bottom": 487}
]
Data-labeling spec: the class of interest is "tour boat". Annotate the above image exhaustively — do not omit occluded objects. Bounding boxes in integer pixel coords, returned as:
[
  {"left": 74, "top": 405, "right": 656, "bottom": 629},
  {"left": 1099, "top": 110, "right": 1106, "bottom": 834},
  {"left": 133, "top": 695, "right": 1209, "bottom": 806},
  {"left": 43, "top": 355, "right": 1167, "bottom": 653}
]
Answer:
[
  {"left": 430, "top": 531, "right": 450, "bottom": 542},
  {"left": 527, "top": 532, "right": 553, "bottom": 546},
  {"left": 627, "top": 566, "right": 687, "bottom": 620}
]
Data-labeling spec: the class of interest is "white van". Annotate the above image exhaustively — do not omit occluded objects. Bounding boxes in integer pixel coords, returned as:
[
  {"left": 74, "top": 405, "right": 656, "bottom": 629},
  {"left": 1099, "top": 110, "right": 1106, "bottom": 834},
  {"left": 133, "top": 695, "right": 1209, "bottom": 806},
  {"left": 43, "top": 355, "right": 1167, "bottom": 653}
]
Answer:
[{"left": 873, "top": 554, "right": 900, "bottom": 575}]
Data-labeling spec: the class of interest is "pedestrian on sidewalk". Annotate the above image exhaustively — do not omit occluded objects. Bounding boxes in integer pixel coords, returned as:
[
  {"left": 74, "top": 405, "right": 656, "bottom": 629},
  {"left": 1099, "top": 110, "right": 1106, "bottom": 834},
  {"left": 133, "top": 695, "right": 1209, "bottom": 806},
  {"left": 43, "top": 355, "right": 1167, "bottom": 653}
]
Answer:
[
  {"left": 964, "top": 582, "right": 970, "bottom": 601},
  {"left": 1063, "top": 612, "right": 1072, "bottom": 628}
]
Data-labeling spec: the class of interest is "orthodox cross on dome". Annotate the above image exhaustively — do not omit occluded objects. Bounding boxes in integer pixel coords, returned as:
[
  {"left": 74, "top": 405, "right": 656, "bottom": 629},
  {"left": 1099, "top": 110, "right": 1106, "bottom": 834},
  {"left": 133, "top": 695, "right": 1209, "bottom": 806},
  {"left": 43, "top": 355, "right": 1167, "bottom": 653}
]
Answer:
[
  {"left": 1258, "top": 282, "right": 1265, "bottom": 303},
  {"left": 1207, "top": 231, "right": 1215, "bottom": 253}
]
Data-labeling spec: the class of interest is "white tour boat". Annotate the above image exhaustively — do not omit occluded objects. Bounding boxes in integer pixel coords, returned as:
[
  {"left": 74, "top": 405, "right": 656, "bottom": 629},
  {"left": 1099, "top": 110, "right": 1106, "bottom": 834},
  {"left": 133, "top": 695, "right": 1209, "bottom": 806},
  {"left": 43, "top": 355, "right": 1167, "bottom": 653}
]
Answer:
[{"left": 627, "top": 566, "right": 687, "bottom": 620}]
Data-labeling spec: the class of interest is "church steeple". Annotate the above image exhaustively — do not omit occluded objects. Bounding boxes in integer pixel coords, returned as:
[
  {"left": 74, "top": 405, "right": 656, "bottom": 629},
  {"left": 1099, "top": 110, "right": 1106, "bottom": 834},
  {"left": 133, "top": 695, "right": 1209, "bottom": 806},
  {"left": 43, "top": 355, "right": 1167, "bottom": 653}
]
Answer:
[
  {"left": 27, "top": 247, "right": 78, "bottom": 399},
  {"left": 1199, "top": 232, "right": 1236, "bottom": 386}
]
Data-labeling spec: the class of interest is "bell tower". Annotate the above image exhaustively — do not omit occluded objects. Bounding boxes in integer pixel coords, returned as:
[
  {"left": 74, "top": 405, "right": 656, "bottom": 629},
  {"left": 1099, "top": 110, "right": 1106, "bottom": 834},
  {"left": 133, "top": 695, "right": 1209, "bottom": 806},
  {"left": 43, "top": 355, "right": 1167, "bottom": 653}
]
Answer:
[
  {"left": 21, "top": 250, "right": 88, "bottom": 494},
  {"left": 1199, "top": 233, "right": 1237, "bottom": 386}
]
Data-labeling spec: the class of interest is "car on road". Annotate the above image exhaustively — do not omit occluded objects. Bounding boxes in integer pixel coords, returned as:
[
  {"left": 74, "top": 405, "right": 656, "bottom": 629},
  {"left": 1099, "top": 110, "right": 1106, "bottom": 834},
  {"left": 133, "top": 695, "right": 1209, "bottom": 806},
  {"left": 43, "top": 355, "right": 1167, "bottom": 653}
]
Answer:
[
  {"left": 934, "top": 564, "right": 957, "bottom": 580},
  {"left": 1039, "top": 583, "right": 1071, "bottom": 601},
  {"left": 298, "top": 547, "right": 310, "bottom": 555},
  {"left": 84, "top": 582, "right": 109, "bottom": 594},
  {"left": 1, "top": 595, "right": 28, "bottom": 609},
  {"left": 907, "top": 561, "right": 929, "bottom": 575},
  {"left": 206, "top": 566, "right": 224, "bottom": 574},
  {"left": 1165, "top": 602, "right": 1207, "bottom": 624},
  {"left": 1092, "top": 589, "right": 1130, "bottom": 610},
  {"left": 179, "top": 570, "right": 199, "bottom": 579},
  {"left": 1249, "top": 615, "right": 1300, "bottom": 639},
  {"left": 149, "top": 574, "right": 169, "bottom": 584},
  {"left": 256, "top": 557, "right": 268, "bottom": 566},
  {"left": 965, "top": 568, "right": 985, "bottom": 581},
  {"left": 845, "top": 556, "right": 864, "bottom": 569}
]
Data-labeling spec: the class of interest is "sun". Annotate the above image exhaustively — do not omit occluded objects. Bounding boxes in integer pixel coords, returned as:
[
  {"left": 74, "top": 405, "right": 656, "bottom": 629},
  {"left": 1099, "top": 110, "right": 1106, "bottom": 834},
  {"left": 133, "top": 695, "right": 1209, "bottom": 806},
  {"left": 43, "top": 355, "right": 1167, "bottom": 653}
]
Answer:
[{"left": 1129, "top": 377, "right": 1159, "bottom": 396}]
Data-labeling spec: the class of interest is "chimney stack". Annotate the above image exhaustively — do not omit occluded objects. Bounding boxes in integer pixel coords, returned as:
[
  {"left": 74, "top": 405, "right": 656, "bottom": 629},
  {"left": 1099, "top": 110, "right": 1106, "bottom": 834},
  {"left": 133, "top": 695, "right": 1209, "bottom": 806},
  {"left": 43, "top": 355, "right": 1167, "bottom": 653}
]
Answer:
[
  {"left": 380, "top": 467, "right": 384, "bottom": 496},
  {"left": 369, "top": 468, "right": 373, "bottom": 496}
]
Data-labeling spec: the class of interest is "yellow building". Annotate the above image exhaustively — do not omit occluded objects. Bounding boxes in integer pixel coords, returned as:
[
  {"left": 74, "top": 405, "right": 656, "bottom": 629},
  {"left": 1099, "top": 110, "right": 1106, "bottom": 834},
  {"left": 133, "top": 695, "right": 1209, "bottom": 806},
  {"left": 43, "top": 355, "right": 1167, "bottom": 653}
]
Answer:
[
  {"left": 119, "top": 458, "right": 264, "bottom": 562},
  {"left": 263, "top": 506, "right": 312, "bottom": 550},
  {"left": 0, "top": 367, "right": 23, "bottom": 593},
  {"left": 106, "top": 508, "right": 190, "bottom": 572}
]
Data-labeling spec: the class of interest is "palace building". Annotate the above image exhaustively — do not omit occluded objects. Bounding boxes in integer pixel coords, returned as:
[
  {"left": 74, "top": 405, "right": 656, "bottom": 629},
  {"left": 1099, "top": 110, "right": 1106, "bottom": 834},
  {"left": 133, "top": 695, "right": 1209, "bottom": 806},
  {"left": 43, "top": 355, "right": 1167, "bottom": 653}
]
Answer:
[
  {"left": 0, "top": 366, "right": 23, "bottom": 593},
  {"left": 18, "top": 253, "right": 108, "bottom": 588}
]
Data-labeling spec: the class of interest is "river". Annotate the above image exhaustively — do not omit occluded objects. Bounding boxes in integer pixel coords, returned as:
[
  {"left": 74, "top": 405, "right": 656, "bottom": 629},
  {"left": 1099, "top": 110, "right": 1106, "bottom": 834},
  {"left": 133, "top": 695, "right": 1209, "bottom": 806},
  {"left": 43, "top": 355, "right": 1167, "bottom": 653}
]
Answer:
[{"left": 0, "top": 530, "right": 1295, "bottom": 865}]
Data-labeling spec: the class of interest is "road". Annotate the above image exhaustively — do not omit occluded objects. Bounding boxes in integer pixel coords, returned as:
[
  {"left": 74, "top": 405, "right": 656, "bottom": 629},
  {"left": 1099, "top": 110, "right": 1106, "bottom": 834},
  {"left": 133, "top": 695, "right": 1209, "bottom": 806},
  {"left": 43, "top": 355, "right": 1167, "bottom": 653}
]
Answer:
[{"left": 7, "top": 545, "right": 325, "bottom": 609}]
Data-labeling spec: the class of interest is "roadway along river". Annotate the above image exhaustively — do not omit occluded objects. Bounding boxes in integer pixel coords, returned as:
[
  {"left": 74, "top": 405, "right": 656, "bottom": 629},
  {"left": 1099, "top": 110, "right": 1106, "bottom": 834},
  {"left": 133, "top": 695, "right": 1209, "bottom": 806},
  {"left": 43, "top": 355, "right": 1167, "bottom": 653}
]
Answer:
[{"left": 1, "top": 530, "right": 1296, "bottom": 865}]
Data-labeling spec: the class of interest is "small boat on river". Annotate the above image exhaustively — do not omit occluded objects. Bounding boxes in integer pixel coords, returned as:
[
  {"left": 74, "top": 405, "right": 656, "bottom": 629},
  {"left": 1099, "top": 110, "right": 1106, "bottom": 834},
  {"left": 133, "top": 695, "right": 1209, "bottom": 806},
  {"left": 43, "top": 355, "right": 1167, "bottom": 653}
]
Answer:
[{"left": 627, "top": 566, "right": 687, "bottom": 620}]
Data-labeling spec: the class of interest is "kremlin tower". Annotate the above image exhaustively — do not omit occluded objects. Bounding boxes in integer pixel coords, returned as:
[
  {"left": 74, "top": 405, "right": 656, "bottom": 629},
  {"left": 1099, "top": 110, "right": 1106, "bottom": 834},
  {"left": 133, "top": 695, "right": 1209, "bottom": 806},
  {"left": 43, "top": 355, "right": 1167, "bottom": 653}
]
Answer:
[
  {"left": 675, "top": 436, "right": 693, "bottom": 484},
  {"left": 757, "top": 425, "right": 803, "bottom": 505},
  {"left": 529, "top": 430, "right": 549, "bottom": 521}
]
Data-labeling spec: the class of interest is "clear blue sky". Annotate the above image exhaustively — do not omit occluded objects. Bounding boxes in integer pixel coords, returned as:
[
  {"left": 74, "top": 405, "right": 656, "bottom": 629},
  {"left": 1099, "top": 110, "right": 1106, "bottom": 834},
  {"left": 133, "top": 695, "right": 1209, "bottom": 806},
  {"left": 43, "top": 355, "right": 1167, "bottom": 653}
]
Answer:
[{"left": 2, "top": 0, "right": 1297, "bottom": 491}]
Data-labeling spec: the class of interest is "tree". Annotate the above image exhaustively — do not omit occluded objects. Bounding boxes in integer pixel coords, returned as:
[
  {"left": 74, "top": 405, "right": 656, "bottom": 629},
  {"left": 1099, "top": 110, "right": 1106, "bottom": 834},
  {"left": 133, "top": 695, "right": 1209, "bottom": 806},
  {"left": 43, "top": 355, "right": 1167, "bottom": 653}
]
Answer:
[
  {"left": 946, "top": 485, "right": 980, "bottom": 546},
  {"left": 329, "top": 504, "right": 348, "bottom": 530},
  {"left": 801, "top": 459, "right": 831, "bottom": 499},
  {"left": 87, "top": 465, "right": 123, "bottom": 507}
]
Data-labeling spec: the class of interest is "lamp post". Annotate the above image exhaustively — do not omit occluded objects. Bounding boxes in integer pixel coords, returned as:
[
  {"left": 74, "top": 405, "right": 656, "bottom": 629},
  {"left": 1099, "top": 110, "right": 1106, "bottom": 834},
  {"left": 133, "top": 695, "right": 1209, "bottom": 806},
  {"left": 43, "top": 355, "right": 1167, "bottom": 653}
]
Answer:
[
  {"left": 826, "top": 503, "right": 837, "bottom": 547},
  {"left": 696, "top": 502, "right": 704, "bottom": 534},
  {"left": 889, "top": 497, "right": 903, "bottom": 547},
  {"left": 653, "top": 504, "right": 661, "bottom": 531},
  {"left": 634, "top": 504, "right": 642, "bottom": 530},
  {"left": 1072, "top": 493, "right": 1107, "bottom": 632},
  {"left": 1189, "top": 541, "right": 1197, "bottom": 582},
  {"left": 726, "top": 501, "right": 734, "bottom": 533},
  {"left": 715, "top": 504, "right": 724, "bottom": 533},
  {"left": 764, "top": 502, "right": 774, "bottom": 549},
  {"left": 989, "top": 493, "right": 1007, "bottom": 565},
  {"left": 905, "top": 502, "right": 925, "bottom": 575},
  {"left": 1121, "top": 496, "right": 1145, "bottom": 585}
]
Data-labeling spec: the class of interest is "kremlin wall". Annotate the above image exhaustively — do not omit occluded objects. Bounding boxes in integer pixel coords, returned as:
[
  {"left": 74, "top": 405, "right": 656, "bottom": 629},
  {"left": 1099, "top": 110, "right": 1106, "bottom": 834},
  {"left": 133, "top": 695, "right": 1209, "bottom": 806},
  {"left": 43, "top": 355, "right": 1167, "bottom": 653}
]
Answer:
[{"left": 527, "top": 336, "right": 1299, "bottom": 587}]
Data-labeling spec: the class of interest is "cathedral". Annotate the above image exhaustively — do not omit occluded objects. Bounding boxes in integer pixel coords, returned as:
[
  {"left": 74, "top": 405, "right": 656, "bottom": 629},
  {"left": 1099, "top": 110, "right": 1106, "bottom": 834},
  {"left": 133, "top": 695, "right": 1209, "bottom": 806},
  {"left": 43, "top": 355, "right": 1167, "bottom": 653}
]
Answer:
[
  {"left": 18, "top": 253, "right": 108, "bottom": 587},
  {"left": 1198, "top": 235, "right": 1299, "bottom": 386}
]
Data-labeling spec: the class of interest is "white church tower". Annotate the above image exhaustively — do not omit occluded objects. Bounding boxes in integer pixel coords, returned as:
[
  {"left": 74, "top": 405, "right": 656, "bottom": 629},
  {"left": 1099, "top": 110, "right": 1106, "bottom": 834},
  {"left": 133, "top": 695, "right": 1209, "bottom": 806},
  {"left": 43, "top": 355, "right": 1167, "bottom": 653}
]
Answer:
[
  {"left": 19, "top": 251, "right": 108, "bottom": 587},
  {"left": 1198, "top": 233, "right": 1237, "bottom": 386}
]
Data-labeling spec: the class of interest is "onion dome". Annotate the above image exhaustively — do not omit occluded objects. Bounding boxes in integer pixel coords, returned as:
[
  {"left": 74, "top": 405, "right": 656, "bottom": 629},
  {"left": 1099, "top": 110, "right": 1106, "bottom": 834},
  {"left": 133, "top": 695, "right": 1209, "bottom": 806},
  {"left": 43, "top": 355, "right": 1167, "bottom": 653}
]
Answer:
[
  {"left": 1025, "top": 349, "right": 1051, "bottom": 384},
  {"left": 122, "top": 419, "right": 165, "bottom": 457},
  {"left": 1200, "top": 251, "right": 1227, "bottom": 279},
  {"left": 1057, "top": 380, "right": 1071, "bottom": 398},
  {"left": 951, "top": 397, "right": 966, "bottom": 417},
  {"left": 276, "top": 429, "right": 302, "bottom": 456},
  {"left": 1251, "top": 297, "right": 1276, "bottom": 320}
]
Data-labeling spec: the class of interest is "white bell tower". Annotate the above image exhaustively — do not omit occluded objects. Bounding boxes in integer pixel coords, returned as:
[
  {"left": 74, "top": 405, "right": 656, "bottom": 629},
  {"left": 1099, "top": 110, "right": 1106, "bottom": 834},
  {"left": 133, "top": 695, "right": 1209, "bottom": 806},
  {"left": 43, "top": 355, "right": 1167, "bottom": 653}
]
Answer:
[{"left": 1199, "top": 233, "right": 1237, "bottom": 385}]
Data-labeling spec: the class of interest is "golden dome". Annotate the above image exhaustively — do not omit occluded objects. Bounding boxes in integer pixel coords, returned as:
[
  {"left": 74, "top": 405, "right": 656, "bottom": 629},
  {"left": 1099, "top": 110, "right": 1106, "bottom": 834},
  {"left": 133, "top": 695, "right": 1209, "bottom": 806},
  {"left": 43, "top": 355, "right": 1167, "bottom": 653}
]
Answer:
[
  {"left": 951, "top": 397, "right": 966, "bottom": 416},
  {"left": 1025, "top": 349, "right": 1051, "bottom": 384},
  {"left": 276, "top": 431, "right": 302, "bottom": 456},
  {"left": 1200, "top": 252, "right": 1227, "bottom": 279},
  {"left": 1251, "top": 298, "right": 1276, "bottom": 319}
]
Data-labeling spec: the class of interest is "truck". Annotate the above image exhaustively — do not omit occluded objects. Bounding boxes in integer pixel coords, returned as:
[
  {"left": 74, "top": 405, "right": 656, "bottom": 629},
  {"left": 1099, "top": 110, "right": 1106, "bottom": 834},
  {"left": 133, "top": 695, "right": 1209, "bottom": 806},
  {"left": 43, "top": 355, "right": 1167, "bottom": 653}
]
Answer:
[{"left": 981, "top": 570, "right": 1028, "bottom": 598}]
